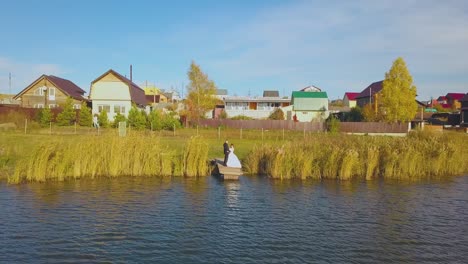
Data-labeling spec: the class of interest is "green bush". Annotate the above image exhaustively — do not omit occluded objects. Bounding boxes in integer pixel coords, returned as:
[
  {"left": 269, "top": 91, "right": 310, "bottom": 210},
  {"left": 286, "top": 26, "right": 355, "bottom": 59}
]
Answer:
[
  {"left": 79, "top": 102, "right": 92, "bottom": 127},
  {"left": 112, "top": 113, "right": 127, "bottom": 128},
  {"left": 56, "top": 97, "right": 76, "bottom": 126},
  {"left": 147, "top": 110, "right": 163, "bottom": 130},
  {"left": 98, "top": 110, "right": 109, "bottom": 128},
  {"left": 231, "top": 115, "right": 253, "bottom": 120},
  {"left": 268, "top": 108, "right": 284, "bottom": 120},
  {"left": 38, "top": 108, "right": 52, "bottom": 127},
  {"left": 128, "top": 105, "right": 147, "bottom": 130},
  {"left": 326, "top": 115, "right": 341, "bottom": 134}
]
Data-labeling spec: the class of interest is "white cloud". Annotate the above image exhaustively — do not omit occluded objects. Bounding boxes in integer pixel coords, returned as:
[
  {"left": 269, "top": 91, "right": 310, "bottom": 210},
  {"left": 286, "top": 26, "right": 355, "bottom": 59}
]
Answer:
[
  {"left": 0, "top": 57, "right": 66, "bottom": 94},
  {"left": 201, "top": 0, "right": 468, "bottom": 99}
]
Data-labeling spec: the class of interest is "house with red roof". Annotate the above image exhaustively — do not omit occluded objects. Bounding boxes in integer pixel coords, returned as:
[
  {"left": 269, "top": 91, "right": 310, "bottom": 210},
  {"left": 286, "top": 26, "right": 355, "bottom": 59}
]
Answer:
[
  {"left": 355, "top": 81, "right": 383, "bottom": 108},
  {"left": 445, "top": 93, "right": 465, "bottom": 110},
  {"left": 460, "top": 93, "right": 468, "bottom": 127},
  {"left": 13, "top": 75, "right": 86, "bottom": 109},
  {"left": 342, "top": 92, "right": 359, "bottom": 108},
  {"left": 89, "top": 69, "right": 146, "bottom": 121}
]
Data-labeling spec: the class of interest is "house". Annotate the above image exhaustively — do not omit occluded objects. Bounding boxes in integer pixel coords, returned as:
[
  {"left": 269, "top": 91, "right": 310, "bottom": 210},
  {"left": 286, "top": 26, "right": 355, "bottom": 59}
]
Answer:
[
  {"left": 460, "top": 93, "right": 468, "bottom": 127},
  {"left": 222, "top": 92, "right": 290, "bottom": 119},
  {"left": 356, "top": 81, "right": 383, "bottom": 108},
  {"left": 0, "top": 94, "right": 20, "bottom": 106},
  {"left": 343, "top": 92, "right": 359, "bottom": 108},
  {"left": 161, "top": 90, "right": 181, "bottom": 103},
  {"left": 13, "top": 75, "right": 86, "bottom": 109},
  {"left": 263, "top": 90, "right": 279, "bottom": 97},
  {"left": 300, "top": 85, "right": 322, "bottom": 92},
  {"left": 146, "top": 94, "right": 168, "bottom": 105},
  {"left": 215, "top": 89, "right": 228, "bottom": 100},
  {"left": 445, "top": 93, "right": 465, "bottom": 110},
  {"left": 89, "top": 69, "right": 146, "bottom": 121},
  {"left": 288, "top": 91, "right": 329, "bottom": 122}
]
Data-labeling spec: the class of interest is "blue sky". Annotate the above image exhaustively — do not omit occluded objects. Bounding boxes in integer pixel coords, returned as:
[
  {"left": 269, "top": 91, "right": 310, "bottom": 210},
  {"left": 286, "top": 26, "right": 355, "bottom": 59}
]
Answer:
[{"left": 0, "top": 0, "right": 467, "bottom": 100}]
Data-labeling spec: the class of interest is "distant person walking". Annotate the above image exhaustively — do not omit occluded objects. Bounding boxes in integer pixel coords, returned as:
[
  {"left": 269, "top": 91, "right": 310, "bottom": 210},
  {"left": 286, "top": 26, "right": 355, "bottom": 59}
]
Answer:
[
  {"left": 223, "top": 140, "right": 230, "bottom": 166},
  {"left": 93, "top": 115, "right": 99, "bottom": 129}
]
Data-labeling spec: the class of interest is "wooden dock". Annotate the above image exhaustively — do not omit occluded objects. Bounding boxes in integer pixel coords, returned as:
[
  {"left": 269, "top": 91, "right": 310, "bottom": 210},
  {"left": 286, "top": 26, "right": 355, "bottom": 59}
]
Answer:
[{"left": 212, "top": 158, "right": 243, "bottom": 180}]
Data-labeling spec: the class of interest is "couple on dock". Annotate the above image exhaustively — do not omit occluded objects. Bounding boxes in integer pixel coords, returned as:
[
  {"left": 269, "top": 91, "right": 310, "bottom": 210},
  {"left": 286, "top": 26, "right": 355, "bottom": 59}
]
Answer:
[{"left": 223, "top": 140, "right": 242, "bottom": 168}]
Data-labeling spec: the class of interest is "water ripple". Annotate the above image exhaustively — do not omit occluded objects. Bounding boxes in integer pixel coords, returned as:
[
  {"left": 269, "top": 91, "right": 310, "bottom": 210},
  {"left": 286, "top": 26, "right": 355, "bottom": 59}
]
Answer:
[{"left": 0, "top": 176, "right": 467, "bottom": 263}]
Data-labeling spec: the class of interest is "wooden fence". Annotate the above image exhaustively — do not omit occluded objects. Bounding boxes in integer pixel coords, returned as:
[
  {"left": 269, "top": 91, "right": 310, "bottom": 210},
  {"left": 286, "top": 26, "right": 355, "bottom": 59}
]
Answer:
[
  {"left": 196, "top": 119, "right": 409, "bottom": 134},
  {"left": 196, "top": 119, "right": 325, "bottom": 131},
  {"left": 339, "top": 122, "right": 409, "bottom": 133}
]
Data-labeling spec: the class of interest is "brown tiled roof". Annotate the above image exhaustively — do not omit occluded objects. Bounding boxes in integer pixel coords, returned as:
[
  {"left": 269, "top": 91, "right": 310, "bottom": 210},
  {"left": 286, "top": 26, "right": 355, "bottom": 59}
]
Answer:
[
  {"left": 47, "top": 75, "right": 86, "bottom": 100},
  {"left": 263, "top": 90, "right": 279, "bottom": 97},
  {"left": 461, "top": 93, "right": 468, "bottom": 102},
  {"left": 91, "top": 69, "right": 146, "bottom": 106},
  {"left": 13, "top": 75, "right": 85, "bottom": 100},
  {"left": 356, "top": 81, "right": 383, "bottom": 99},
  {"left": 446, "top": 93, "right": 465, "bottom": 101}
]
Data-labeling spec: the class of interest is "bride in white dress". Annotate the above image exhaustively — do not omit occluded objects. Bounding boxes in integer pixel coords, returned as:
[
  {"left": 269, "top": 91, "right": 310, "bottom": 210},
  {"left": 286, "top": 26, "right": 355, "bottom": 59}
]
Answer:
[{"left": 226, "top": 144, "right": 242, "bottom": 168}]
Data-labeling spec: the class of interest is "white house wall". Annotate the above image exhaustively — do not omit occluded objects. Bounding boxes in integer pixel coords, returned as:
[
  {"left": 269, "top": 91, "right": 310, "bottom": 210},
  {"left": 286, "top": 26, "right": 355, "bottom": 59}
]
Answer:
[
  {"left": 91, "top": 81, "right": 130, "bottom": 100},
  {"left": 225, "top": 109, "right": 273, "bottom": 119},
  {"left": 294, "top": 111, "right": 329, "bottom": 122},
  {"left": 293, "top": 98, "right": 328, "bottom": 111},
  {"left": 92, "top": 100, "right": 132, "bottom": 121},
  {"left": 90, "top": 78, "right": 134, "bottom": 121}
]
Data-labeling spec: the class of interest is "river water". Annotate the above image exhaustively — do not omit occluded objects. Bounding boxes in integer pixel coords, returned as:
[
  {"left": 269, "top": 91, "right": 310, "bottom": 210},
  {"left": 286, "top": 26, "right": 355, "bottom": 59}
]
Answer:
[{"left": 1, "top": 176, "right": 467, "bottom": 263}]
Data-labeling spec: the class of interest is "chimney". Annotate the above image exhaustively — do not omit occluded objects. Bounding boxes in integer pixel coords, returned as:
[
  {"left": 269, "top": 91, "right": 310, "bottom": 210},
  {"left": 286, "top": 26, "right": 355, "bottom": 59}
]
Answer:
[{"left": 130, "top": 64, "right": 133, "bottom": 82}]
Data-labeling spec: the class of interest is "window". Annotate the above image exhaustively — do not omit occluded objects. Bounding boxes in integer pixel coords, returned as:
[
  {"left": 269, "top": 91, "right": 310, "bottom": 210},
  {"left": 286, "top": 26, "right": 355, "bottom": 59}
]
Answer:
[
  {"left": 114, "top": 105, "right": 126, "bottom": 114},
  {"left": 48, "top": 87, "right": 56, "bottom": 100},
  {"left": 73, "top": 104, "right": 81, "bottom": 109},
  {"left": 48, "top": 104, "right": 56, "bottom": 108},
  {"left": 258, "top": 102, "right": 280, "bottom": 110},
  {"left": 34, "top": 87, "right": 45, "bottom": 96},
  {"left": 98, "top": 104, "right": 111, "bottom": 113},
  {"left": 225, "top": 102, "right": 248, "bottom": 110},
  {"left": 34, "top": 104, "right": 44, "bottom": 108}
]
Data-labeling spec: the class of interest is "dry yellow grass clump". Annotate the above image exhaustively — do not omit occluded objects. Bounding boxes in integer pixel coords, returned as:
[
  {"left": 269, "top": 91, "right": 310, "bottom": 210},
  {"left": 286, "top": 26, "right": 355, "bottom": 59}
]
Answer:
[
  {"left": 244, "top": 131, "right": 468, "bottom": 180},
  {"left": 9, "top": 135, "right": 209, "bottom": 184}
]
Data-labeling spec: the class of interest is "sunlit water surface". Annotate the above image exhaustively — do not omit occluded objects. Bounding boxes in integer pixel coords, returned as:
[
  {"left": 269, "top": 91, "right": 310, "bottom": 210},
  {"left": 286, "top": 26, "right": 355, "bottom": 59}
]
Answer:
[{"left": 1, "top": 176, "right": 467, "bottom": 263}]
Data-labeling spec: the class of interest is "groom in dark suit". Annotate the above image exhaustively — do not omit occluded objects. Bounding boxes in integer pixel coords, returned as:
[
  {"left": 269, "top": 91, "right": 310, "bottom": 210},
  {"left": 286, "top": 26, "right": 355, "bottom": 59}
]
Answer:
[{"left": 223, "top": 140, "right": 230, "bottom": 166}]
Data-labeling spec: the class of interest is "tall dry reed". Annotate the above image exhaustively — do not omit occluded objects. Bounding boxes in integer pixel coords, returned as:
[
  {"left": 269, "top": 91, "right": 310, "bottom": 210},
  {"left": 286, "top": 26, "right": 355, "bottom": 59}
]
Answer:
[
  {"left": 244, "top": 131, "right": 468, "bottom": 180},
  {"left": 9, "top": 134, "right": 210, "bottom": 183}
]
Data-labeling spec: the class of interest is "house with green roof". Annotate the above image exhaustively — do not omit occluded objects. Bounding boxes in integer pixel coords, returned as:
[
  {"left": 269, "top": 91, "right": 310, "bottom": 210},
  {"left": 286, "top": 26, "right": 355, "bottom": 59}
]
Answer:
[{"left": 284, "top": 91, "right": 329, "bottom": 122}]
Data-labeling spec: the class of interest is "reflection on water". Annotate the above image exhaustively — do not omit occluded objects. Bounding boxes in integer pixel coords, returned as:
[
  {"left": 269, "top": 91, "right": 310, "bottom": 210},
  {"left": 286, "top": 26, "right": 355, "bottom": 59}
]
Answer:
[{"left": 0, "top": 176, "right": 467, "bottom": 263}]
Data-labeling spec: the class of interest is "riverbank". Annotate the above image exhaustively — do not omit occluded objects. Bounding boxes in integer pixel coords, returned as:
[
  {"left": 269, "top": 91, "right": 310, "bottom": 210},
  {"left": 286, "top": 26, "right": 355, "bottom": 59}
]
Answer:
[
  {"left": 1, "top": 129, "right": 467, "bottom": 183},
  {"left": 244, "top": 131, "right": 468, "bottom": 180}
]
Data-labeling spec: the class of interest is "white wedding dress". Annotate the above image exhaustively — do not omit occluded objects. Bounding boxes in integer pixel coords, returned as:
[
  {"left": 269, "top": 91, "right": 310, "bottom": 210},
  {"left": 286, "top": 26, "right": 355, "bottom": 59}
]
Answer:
[{"left": 226, "top": 147, "right": 242, "bottom": 168}]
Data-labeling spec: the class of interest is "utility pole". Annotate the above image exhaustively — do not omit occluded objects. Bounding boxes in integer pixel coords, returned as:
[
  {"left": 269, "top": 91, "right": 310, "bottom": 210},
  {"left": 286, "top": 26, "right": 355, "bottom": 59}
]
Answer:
[{"left": 9, "top": 72, "right": 12, "bottom": 95}]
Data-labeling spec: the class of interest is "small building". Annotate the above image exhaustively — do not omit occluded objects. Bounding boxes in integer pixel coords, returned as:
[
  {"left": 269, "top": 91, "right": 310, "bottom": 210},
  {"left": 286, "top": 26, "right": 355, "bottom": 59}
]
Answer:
[
  {"left": 300, "top": 85, "right": 322, "bottom": 92},
  {"left": 289, "top": 91, "right": 329, "bottom": 122},
  {"left": 13, "top": 75, "right": 86, "bottom": 109},
  {"left": 223, "top": 94, "right": 290, "bottom": 119},
  {"left": 0, "top": 94, "right": 20, "bottom": 106},
  {"left": 146, "top": 94, "right": 168, "bottom": 105},
  {"left": 445, "top": 93, "right": 465, "bottom": 110},
  {"left": 356, "top": 81, "right": 383, "bottom": 108},
  {"left": 263, "top": 90, "right": 279, "bottom": 97},
  {"left": 89, "top": 69, "right": 146, "bottom": 121},
  {"left": 161, "top": 90, "right": 181, "bottom": 103},
  {"left": 460, "top": 93, "right": 468, "bottom": 127},
  {"left": 215, "top": 89, "right": 228, "bottom": 100},
  {"left": 343, "top": 92, "right": 359, "bottom": 108}
]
